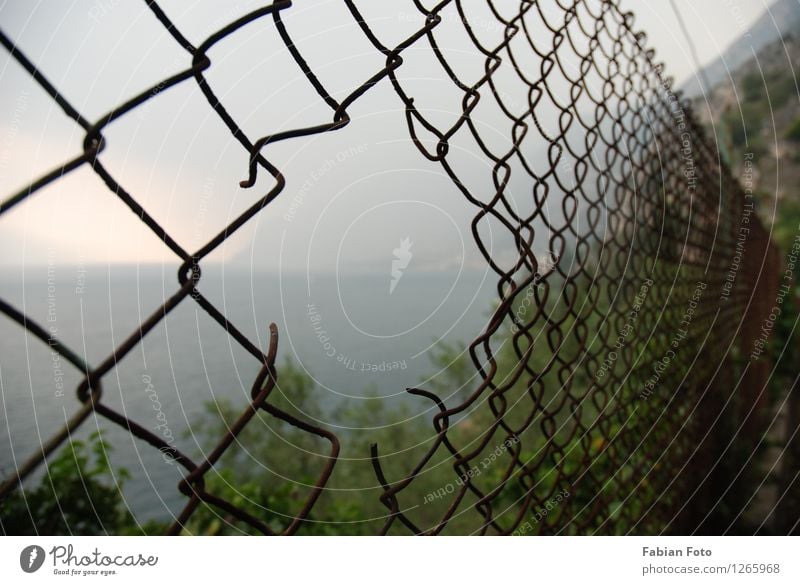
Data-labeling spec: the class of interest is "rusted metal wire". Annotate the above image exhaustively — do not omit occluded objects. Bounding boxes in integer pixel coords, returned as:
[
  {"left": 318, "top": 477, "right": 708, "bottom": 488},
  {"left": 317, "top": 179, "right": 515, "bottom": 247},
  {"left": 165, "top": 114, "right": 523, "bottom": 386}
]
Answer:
[{"left": 0, "top": 0, "right": 779, "bottom": 535}]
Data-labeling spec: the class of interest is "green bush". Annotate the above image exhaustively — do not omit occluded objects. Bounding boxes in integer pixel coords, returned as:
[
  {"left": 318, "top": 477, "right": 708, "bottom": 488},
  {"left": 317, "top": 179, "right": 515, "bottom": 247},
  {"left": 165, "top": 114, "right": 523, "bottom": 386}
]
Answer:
[
  {"left": 785, "top": 117, "right": 800, "bottom": 142},
  {"left": 0, "top": 432, "right": 138, "bottom": 535}
]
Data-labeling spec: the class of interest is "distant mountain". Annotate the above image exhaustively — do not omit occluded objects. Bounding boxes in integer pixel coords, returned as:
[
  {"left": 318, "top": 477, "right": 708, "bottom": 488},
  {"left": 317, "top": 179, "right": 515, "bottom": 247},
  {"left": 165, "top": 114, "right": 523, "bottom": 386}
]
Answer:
[
  {"left": 682, "top": 0, "right": 800, "bottom": 97},
  {"left": 692, "top": 25, "right": 800, "bottom": 248}
]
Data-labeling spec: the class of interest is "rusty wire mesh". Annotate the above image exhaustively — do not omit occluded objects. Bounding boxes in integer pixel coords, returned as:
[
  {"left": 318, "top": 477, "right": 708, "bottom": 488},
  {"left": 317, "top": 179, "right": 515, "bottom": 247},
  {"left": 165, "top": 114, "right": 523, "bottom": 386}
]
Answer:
[{"left": 0, "top": 0, "right": 780, "bottom": 535}]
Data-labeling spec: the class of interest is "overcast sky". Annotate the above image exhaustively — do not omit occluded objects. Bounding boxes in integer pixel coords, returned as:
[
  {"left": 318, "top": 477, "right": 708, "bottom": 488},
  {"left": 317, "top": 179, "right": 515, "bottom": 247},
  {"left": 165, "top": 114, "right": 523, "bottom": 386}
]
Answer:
[
  {"left": 0, "top": 0, "right": 775, "bottom": 271},
  {"left": 620, "top": 0, "right": 770, "bottom": 86}
]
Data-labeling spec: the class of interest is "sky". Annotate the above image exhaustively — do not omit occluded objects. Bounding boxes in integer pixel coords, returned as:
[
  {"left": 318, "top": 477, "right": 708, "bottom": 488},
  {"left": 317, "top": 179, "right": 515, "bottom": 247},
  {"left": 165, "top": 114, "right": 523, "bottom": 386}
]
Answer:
[
  {"left": 0, "top": 0, "right": 776, "bottom": 271},
  {"left": 620, "top": 0, "right": 771, "bottom": 87}
]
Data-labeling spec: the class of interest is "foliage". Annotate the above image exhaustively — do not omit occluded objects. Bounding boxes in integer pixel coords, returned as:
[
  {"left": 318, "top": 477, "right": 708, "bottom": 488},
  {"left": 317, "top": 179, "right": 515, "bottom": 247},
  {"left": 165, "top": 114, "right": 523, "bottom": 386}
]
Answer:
[
  {"left": 785, "top": 117, "right": 800, "bottom": 142},
  {"left": 180, "top": 358, "right": 436, "bottom": 535},
  {"left": 4, "top": 242, "right": 796, "bottom": 535},
  {"left": 0, "top": 431, "right": 138, "bottom": 535}
]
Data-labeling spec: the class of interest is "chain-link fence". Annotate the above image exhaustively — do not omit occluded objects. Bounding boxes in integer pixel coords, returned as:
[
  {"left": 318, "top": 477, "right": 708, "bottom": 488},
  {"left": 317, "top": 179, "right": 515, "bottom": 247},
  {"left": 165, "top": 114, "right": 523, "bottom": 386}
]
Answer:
[{"left": 0, "top": 0, "right": 784, "bottom": 535}]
